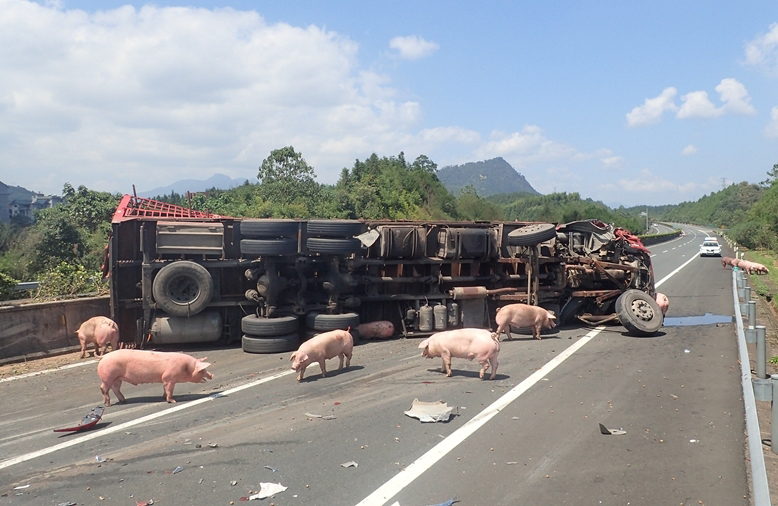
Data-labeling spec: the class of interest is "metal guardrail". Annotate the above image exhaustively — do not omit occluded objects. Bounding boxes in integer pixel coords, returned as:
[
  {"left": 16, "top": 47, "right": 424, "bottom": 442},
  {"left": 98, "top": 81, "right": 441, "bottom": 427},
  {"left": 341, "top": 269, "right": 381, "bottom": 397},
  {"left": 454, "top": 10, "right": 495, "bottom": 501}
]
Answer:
[
  {"left": 733, "top": 268, "right": 772, "bottom": 506},
  {"left": 13, "top": 281, "right": 39, "bottom": 291}
]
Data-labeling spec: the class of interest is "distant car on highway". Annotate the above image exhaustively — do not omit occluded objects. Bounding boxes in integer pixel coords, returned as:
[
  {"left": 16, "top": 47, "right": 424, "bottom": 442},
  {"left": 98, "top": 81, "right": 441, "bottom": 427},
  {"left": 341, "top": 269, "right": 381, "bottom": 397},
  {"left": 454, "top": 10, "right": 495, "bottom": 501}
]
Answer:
[{"left": 700, "top": 240, "right": 722, "bottom": 257}]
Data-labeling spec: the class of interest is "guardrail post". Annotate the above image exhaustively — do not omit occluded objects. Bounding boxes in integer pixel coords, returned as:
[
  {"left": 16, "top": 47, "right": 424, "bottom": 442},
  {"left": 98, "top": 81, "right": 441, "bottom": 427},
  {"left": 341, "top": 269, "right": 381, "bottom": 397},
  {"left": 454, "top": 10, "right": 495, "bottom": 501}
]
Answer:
[
  {"left": 745, "top": 286, "right": 752, "bottom": 303},
  {"left": 757, "top": 326, "right": 767, "bottom": 379},
  {"left": 746, "top": 301, "right": 757, "bottom": 343},
  {"left": 773, "top": 374, "right": 778, "bottom": 454}
]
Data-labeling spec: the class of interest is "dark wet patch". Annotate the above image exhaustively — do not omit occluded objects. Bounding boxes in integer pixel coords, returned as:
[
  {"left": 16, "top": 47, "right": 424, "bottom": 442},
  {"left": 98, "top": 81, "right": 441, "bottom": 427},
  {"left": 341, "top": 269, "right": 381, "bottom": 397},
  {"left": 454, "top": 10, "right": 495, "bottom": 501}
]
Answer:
[{"left": 663, "top": 313, "right": 734, "bottom": 326}]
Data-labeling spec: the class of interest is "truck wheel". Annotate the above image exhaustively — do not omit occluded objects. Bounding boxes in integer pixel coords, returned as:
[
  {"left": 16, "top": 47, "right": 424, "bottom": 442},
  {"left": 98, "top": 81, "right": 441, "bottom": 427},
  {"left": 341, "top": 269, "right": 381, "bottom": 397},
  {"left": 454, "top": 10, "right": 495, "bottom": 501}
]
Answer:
[
  {"left": 615, "top": 289, "right": 663, "bottom": 336},
  {"left": 306, "top": 237, "right": 363, "bottom": 254},
  {"left": 306, "top": 312, "right": 360, "bottom": 331},
  {"left": 152, "top": 261, "right": 213, "bottom": 317},
  {"left": 306, "top": 220, "right": 365, "bottom": 237},
  {"left": 239, "top": 220, "right": 299, "bottom": 238},
  {"left": 559, "top": 297, "right": 586, "bottom": 326},
  {"left": 242, "top": 333, "right": 300, "bottom": 353},
  {"left": 507, "top": 223, "right": 557, "bottom": 246},
  {"left": 240, "top": 238, "right": 298, "bottom": 256},
  {"left": 241, "top": 315, "right": 299, "bottom": 336}
]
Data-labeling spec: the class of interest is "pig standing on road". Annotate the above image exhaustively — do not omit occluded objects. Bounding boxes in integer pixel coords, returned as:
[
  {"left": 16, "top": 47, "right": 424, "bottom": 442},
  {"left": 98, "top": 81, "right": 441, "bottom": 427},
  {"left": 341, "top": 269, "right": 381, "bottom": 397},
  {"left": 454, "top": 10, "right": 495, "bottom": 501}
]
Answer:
[
  {"left": 76, "top": 316, "right": 119, "bottom": 358},
  {"left": 418, "top": 328, "right": 500, "bottom": 380},
  {"left": 493, "top": 303, "right": 556, "bottom": 340},
  {"left": 97, "top": 349, "right": 213, "bottom": 406},
  {"left": 290, "top": 328, "right": 353, "bottom": 381}
]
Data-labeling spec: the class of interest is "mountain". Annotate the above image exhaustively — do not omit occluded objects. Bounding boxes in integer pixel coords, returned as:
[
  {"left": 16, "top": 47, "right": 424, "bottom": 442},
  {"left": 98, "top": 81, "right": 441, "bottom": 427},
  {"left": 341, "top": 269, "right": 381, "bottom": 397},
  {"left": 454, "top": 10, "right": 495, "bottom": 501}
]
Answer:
[
  {"left": 138, "top": 174, "right": 251, "bottom": 198},
  {"left": 436, "top": 157, "right": 540, "bottom": 197}
]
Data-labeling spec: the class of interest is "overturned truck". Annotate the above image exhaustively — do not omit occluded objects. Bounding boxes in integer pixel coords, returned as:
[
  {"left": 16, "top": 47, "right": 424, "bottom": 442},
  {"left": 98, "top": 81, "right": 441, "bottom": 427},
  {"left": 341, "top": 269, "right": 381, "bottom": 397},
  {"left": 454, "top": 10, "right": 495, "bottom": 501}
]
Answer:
[{"left": 107, "top": 195, "right": 661, "bottom": 352}]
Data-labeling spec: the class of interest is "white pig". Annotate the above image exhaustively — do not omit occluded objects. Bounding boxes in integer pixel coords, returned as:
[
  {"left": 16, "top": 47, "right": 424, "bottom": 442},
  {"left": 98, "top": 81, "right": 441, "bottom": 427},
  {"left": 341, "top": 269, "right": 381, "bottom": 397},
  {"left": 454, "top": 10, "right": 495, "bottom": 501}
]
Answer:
[
  {"left": 493, "top": 303, "right": 556, "bottom": 340},
  {"left": 97, "top": 349, "right": 213, "bottom": 406},
  {"left": 654, "top": 292, "right": 669, "bottom": 315},
  {"left": 356, "top": 320, "right": 395, "bottom": 339},
  {"left": 76, "top": 316, "right": 120, "bottom": 358},
  {"left": 290, "top": 329, "right": 353, "bottom": 381},
  {"left": 418, "top": 328, "right": 500, "bottom": 380}
]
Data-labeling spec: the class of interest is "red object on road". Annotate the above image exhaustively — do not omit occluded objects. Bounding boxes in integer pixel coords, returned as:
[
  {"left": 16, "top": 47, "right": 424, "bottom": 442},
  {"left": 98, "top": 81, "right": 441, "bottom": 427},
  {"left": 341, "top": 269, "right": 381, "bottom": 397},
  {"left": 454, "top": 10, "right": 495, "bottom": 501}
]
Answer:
[{"left": 53, "top": 406, "right": 105, "bottom": 432}]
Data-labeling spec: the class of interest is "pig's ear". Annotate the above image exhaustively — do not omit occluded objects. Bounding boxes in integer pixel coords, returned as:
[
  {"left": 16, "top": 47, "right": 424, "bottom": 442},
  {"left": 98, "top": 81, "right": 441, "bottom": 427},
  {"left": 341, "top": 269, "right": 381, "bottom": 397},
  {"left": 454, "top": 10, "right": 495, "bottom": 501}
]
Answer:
[
  {"left": 417, "top": 339, "right": 429, "bottom": 349},
  {"left": 548, "top": 312, "right": 557, "bottom": 319},
  {"left": 195, "top": 362, "right": 211, "bottom": 372},
  {"left": 290, "top": 352, "right": 297, "bottom": 362}
]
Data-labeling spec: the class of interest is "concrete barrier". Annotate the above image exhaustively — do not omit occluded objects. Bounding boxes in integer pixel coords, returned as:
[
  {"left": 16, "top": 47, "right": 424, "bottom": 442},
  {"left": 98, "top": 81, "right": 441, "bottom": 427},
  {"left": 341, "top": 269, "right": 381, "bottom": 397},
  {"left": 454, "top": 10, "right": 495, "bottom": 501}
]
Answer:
[{"left": 0, "top": 296, "right": 110, "bottom": 365}]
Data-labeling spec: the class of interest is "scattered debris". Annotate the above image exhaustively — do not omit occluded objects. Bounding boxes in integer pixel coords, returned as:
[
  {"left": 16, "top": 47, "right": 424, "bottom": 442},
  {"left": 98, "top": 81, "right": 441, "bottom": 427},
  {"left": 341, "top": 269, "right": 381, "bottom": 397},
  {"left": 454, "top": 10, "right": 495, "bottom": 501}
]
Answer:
[
  {"left": 136, "top": 500, "right": 154, "bottom": 506},
  {"left": 231, "top": 481, "right": 238, "bottom": 486},
  {"left": 305, "top": 413, "right": 336, "bottom": 420},
  {"left": 428, "top": 498, "right": 459, "bottom": 506},
  {"left": 95, "top": 456, "right": 108, "bottom": 463},
  {"left": 173, "top": 466, "right": 184, "bottom": 474},
  {"left": 53, "top": 406, "right": 105, "bottom": 433},
  {"left": 404, "top": 398, "right": 455, "bottom": 423},
  {"left": 208, "top": 443, "right": 218, "bottom": 448},
  {"left": 264, "top": 465, "right": 277, "bottom": 472},
  {"left": 341, "top": 461, "right": 358, "bottom": 468},
  {"left": 249, "top": 483, "right": 287, "bottom": 500},
  {"left": 599, "top": 423, "right": 626, "bottom": 435},
  {"left": 506, "top": 461, "right": 519, "bottom": 465},
  {"left": 56, "top": 502, "right": 77, "bottom": 506},
  {"left": 13, "top": 485, "right": 30, "bottom": 490}
]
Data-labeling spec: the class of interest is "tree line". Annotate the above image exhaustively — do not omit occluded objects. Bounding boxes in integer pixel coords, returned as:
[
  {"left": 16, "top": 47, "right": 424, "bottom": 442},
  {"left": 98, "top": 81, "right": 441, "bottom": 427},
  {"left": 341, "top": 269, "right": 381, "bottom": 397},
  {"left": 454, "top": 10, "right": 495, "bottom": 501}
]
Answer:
[{"left": 0, "top": 147, "right": 650, "bottom": 300}]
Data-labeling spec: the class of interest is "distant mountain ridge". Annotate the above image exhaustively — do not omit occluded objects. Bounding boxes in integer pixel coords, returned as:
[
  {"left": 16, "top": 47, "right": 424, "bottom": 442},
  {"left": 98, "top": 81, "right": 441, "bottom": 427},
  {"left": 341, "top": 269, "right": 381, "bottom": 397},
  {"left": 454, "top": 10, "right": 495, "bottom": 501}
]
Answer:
[
  {"left": 436, "top": 157, "right": 540, "bottom": 197},
  {"left": 138, "top": 173, "right": 250, "bottom": 198}
]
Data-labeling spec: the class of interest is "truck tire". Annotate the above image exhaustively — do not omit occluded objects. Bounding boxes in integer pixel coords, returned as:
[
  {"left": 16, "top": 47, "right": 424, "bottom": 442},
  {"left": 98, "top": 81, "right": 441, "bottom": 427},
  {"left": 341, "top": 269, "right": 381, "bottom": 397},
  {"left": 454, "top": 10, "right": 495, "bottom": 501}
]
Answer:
[
  {"left": 615, "top": 289, "right": 663, "bottom": 336},
  {"left": 242, "top": 333, "right": 300, "bottom": 353},
  {"left": 306, "top": 237, "right": 363, "bottom": 254},
  {"left": 241, "top": 315, "right": 299, "bottom": 336},
  {"left": 306, "top": 220, "right": 364, "bottom": 237},
  {"left": 507, "top": 223, "right": 558, "bottom": 246},
  {"left": 239, "top": 220, "right": 299, "bottom": 238},
  {"left": 152, "top": 261, "right": 213, "bottom": 317},
  {"left": 306, "top": 311, "right": 360, "bottom": 331},
  {"left": 240, "top": 238, "right": 298, "bottom": 256}
]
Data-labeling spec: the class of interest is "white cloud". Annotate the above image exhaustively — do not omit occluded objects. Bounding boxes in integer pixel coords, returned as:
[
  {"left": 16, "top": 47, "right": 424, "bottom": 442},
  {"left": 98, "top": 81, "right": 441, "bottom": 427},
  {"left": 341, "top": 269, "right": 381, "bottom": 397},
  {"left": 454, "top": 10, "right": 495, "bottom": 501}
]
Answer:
[
  {"left": 744, "top": 22, "right": 778, "bottom": 75},
  {"left": 677, "top": 78, "right": 756, "bottom": 119},
  {"left": 598, "top": 169, "right": 700, "bottom": 195},
  {"left": 681, "top": 144, "right": 698, "bottom": 155},
  {"left": 389, "top": 35, "right": 439, "bottom": 60},
  {"left": 766, "top": 106, "right": 778, "bottom": 139},
  {"left": 476, "top": 125, "right": 577, "bottom": 164},
  {"left": 601, "top": 156, "right": 625, "bottom": 168},
  {"left": 626, "top": 87, "right": 678, "bottom": 127}
]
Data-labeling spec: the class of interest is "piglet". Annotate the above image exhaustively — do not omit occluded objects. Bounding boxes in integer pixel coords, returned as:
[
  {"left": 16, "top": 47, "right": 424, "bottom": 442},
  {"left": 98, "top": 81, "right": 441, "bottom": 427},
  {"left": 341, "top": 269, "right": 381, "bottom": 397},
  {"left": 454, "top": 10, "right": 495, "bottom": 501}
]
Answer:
[
  {"left": 493, "top": 303, "right": 556, "bottom": 340},
  {"left": 97, "top": 349, "right": 213, "bottom": 406},
  {"left": 76, "top": 316, "right": 119, "bottom": 358},
  {"left": 290, "top": 329, "right": 353, "bottom": 381},
  {"left": 654, "top": 292, "right": 669, "bottom": 316},
  {"left": 419, "top": 328, "right": 500, "bottom": 380},
  {"left": 357, "top": 320, "right": 395, "bottom": 339}
]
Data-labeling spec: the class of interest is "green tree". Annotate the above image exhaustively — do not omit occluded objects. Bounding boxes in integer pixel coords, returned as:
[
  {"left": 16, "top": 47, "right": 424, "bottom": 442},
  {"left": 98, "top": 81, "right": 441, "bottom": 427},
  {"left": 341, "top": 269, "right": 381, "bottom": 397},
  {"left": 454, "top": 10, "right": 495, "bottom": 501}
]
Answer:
[{"left": 256, "top": 146, "right": 321, "bottom": 217}]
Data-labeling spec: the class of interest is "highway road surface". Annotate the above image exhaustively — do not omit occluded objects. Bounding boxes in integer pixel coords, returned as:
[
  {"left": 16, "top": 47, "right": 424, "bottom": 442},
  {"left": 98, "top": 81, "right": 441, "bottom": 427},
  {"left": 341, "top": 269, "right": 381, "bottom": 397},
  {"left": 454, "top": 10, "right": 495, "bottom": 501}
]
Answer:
[{"left": 0, "top": 224, "right": 747, "bottom": 506}]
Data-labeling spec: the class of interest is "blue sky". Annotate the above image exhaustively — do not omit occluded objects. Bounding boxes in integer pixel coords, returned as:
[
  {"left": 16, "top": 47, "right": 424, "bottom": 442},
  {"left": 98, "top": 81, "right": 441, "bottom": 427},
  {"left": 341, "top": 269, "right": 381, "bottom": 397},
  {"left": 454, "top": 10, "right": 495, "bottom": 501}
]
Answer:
[{"left": 1, "top": 1, "right": 777, "bottom": 206}]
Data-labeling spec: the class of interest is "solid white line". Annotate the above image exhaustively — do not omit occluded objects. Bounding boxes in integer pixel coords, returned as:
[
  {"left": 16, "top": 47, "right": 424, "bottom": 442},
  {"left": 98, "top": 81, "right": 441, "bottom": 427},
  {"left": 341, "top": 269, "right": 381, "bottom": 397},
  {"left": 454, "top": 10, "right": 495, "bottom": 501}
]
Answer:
[
  {"left": 354, "top": 326, "right": 605, "bottom": 506},
  {"left": 0, "top": 368, "right": 294, "bottom": 470},
  {"left": 655, "top": 252, "right": 698, "bottom": 288},
  {"left": 0, "top": 360, "right": 97, "bottom": 383}
]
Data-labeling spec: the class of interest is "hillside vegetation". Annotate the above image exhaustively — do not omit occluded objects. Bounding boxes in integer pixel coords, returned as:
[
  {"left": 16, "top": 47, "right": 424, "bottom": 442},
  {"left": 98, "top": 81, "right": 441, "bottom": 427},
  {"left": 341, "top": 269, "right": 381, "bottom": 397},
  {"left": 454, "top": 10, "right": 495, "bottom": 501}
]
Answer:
[{"left": 0, "top": 147, "right": 658, "bottom": 300}]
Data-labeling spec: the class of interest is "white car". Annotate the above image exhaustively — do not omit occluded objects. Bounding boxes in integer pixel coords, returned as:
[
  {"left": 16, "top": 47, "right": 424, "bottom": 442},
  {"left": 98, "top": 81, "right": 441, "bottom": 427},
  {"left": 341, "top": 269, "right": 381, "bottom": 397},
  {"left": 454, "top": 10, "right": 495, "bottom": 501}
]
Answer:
[{"left": 700, "top": 240, "right": 722, "bottom": 257}]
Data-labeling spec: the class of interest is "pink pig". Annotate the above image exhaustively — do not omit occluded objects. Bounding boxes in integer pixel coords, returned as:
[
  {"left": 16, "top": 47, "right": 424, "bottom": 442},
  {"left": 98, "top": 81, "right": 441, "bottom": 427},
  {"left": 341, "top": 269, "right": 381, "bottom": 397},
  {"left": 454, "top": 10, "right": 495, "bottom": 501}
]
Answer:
[
  {"left": 97, "top": 349, "right": 213, "bottom": 406},
  {"left": 739, "top": 260, "right": 769, "bottom": 274},
  {"left": 357, "top": 320, "right": 395, "bottom": 339},
  {"left": 493, "top": 303, "right": 556, "bottom": 340},
  {"left": 290, "top": 329, "right": 353, "bottom": 381},
  {"left": 419, "top": 328, "right": 499, "bottom": 379},
  {"left": 654, "top": 292, "right": 669, "bottom": 316},
  {"left": 76, "top": 316, "right": 120, "bottom": 358},
  {"left": 721, "top": 257, "right": 736, "bottom": 269}
]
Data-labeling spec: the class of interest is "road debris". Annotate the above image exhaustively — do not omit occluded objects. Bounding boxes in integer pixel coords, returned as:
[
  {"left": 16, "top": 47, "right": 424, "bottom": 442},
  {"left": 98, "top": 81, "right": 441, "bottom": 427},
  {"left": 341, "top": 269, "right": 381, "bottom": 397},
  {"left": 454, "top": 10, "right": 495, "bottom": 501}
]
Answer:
[
  {"left": 404, "top": 398, "right": 455, "bottom": 423},
  {"left": 173, "top": 466, "right": 184, "bottom": 474},
  {"left": 264, "top": 465, "right": 277, "bottom": 472},
  {"left": 599, "top": 423, "right": 626, "bottom": 435},
  {"left": 341, "top": 461, "right": 358, "bottom": 468},
  {"left": 428, "top": 498, "right": 459, "bottom": 506},
  {"left": 248, "top": 482, "right": 287, "bottom": 500},
  {"left": 305, "top": 413, "right": 336, "bottom": 420}
]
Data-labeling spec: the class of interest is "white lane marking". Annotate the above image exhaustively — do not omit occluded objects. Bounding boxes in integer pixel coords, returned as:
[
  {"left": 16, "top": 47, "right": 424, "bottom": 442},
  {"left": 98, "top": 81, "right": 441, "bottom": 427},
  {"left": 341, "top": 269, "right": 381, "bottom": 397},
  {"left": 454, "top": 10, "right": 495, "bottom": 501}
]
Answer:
[
  {"left": 0, "top": 368, "right": 294, "bottom": 470},
  {"left": 0, "top": 360, "right": 97, "bottom": 383},
  {"left": 355, "top": 326, "right": 605, "bottom": 506},
  {"left": 655, "top": 251, "right": 697, "bottom": 288}
]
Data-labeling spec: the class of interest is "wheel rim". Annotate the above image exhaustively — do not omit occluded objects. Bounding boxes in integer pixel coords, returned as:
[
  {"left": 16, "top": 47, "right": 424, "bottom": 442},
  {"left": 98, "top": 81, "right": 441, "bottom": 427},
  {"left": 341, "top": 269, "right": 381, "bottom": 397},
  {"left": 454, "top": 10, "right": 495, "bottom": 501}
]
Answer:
[
  {"left": 167, "top": 274, "right": 201, "bottom": 305},
  {"left": 630, "top": 299, "right": 656, "bottom": 322}
]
